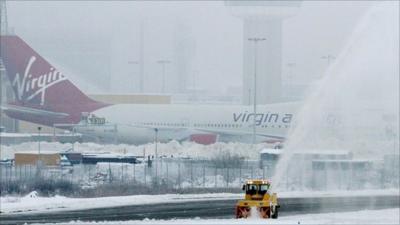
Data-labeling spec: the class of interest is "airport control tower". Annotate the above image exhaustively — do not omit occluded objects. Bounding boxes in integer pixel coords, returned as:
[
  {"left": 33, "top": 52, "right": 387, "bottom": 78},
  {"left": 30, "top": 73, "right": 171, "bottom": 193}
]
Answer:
[{"left": 226, "top": 1, "right": 301, "bottom": 104}]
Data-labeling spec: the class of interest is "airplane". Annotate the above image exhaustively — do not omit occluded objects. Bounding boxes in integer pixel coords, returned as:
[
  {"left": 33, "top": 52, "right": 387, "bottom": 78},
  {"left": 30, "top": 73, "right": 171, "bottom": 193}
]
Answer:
[{"left": 0, "top": 35, "right": 299, "bottom": 145}]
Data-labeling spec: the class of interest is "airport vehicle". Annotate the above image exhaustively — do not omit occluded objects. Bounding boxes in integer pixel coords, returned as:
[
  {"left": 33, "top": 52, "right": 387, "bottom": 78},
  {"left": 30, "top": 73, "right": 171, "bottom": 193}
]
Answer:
[
  {"left": 235, "top": 179, "right": 279, "bottom": 219},
  {"left": 60, "top": 155, "right": 72, "bottom": 167},
  {"left": 0, "top": 35, "right": 298, "bottom": 144}
]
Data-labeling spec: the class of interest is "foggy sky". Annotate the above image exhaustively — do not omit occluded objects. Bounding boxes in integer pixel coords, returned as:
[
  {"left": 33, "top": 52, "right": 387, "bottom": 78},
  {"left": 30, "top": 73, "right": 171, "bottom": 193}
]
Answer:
[{"left": 5, "top": 1, "right": 380, "bottom": 96}]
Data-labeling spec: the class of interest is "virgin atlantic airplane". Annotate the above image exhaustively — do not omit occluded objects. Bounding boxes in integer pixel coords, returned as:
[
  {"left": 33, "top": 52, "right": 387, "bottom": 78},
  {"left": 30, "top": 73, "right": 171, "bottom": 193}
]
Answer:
[{"left": 0, "top": 35, "right": 297, "bottom": 144}]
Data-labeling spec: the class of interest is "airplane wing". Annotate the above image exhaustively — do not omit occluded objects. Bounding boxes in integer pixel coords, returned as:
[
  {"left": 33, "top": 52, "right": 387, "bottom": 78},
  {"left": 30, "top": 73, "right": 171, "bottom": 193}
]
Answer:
[
  {"left": 192, "top": 127, "right": 285, "bottom": 140},
  {"left": 124, "top": 124, "right": 194, "bottom": 141},
  {"left": 123, "top": 123, "right": 284, "bottom": 141}
]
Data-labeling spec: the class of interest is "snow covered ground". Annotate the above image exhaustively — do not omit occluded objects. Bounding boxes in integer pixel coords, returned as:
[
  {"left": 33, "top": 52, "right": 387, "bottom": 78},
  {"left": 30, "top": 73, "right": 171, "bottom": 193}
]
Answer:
[
  {"left": 33, "top": 208, "right": 400, "bottom": 224},
  {"left": 1, "top": 189, "right": 398, "bottom": 215},
  {"left": 0, "top": 192, "right": 240, "bottom": 214}
]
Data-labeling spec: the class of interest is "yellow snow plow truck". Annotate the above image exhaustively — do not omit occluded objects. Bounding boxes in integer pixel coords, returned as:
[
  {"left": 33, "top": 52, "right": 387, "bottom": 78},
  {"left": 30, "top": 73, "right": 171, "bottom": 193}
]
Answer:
[{"left": 235, "top": 179, "right": 279, "bottom": 219}]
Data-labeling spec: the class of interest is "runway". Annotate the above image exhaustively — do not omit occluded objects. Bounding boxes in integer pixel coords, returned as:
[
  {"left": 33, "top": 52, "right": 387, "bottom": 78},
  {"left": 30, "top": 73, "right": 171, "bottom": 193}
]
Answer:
[{"left": 0, "top": 194, "right": 398, "bottom": 224}]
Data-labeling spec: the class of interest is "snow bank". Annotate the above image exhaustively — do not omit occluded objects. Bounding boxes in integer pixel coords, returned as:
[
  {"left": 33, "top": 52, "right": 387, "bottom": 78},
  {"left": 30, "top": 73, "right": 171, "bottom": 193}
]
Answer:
[
  {"left": 0, "top": 193, "right": 240, "bottom": 215},
  {"left": 1, "top": 141, "right": 271, "bottom": 160}
]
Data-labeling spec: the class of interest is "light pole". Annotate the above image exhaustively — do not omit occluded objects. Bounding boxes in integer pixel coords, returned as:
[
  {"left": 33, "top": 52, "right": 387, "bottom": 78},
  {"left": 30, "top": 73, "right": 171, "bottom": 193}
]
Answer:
[
  {"left": 386, "top": 124, "right": 398, "bottom": 184},
  {"left": 154, "top": 128, "right": 159, "bottom": 185},
  {"left": 157, "top": 60, "right": 171, "bottom": 93},
  {"left": 286, "top": 63, "right": 296, "bottom": 98},
  {"left": 286, "top": 63, "right": 296, "bottom": 83},
  {"left": 71, "top": 127, "right": 75, "bottom": 151},
  {"left": 128, "top": 60, "right": 139, "bottom": 92},
  {"left": 248, "top": 37, "right": 266, "bottom": 144},
  {"left": 37, "top": 126, "right": 42, "bottom": 166},
  {"left": 248, "top": 88, "right": 251, "bottom": 105},
  {"left": 321, "top": 55, "right": 336, "bottom": 68},
  {"left": 0, "top": 60, "right": 4, "bottom": 130}
]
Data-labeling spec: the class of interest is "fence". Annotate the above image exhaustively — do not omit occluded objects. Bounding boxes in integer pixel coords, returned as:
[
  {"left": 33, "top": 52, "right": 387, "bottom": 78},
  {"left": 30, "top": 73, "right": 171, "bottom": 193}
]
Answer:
[
  {"left": 0, "top": 159, "right": 274, "bottom": 190},
  {"left": 1, "top": 157, "right": 397, "bottom": 193}
]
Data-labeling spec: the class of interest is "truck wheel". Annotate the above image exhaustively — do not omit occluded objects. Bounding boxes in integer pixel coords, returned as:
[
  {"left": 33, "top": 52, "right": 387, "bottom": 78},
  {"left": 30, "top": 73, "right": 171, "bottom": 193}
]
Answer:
[{"left": 271, "top": 208, "right": 278, "bottom": 219}]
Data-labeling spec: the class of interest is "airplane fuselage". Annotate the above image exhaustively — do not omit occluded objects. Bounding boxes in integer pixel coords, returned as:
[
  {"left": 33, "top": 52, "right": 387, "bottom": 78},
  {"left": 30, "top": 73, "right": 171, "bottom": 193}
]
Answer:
[{"left": 74, "top": 102, "right": 296, "bottom": 144}]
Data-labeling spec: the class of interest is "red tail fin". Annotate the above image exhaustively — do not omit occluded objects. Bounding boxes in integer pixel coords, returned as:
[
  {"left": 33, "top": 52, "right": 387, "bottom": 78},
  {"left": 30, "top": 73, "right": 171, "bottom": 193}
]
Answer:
[{"left": 0, "top": 35, "right": 108, "bottom": 125}]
